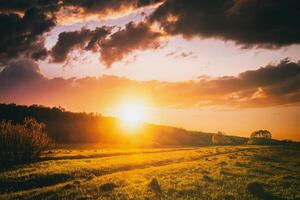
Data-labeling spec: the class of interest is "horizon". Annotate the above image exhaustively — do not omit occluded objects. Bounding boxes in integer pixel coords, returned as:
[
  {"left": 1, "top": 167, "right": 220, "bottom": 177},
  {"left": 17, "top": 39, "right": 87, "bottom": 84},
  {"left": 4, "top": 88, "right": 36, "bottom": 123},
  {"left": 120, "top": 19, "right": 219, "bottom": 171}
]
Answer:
[
  {"left": 2, "top": 103, "right": 299, "bottom": 142},
  {"left": 0, "top": 0, "right": 300, "bottom": 141}
]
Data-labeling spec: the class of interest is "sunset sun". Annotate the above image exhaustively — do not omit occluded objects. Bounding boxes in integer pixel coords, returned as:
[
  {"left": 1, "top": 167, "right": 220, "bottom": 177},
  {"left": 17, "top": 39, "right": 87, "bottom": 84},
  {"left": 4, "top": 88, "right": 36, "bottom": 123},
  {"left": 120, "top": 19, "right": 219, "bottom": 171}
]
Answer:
[{"left": 117, "top": 102, "right": 147, "bottom": 129}]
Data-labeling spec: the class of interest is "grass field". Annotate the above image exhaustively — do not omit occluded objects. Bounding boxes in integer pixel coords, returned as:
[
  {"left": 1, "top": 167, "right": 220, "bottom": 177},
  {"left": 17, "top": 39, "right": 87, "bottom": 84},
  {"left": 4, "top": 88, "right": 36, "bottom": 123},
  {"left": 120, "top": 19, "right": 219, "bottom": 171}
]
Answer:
[{"left": 1, "top": 145, "right": 300, "bottom": 200}]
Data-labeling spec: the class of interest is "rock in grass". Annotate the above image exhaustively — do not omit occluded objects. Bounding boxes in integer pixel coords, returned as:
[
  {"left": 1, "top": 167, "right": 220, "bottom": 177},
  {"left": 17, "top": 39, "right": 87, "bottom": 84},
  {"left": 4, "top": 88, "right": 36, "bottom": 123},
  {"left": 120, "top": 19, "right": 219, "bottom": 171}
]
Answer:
[
  {"left": 73, "top": 180, "right": 81, "bottom": 186},
  {"left": 246, "top": 182, "right": 283, "bottom": 199},
  {"left": 100, "top": 183, "right": 117, "bottom": 192},
  {"left": 246, "top": 182, "right": 265, "bottom": 196},
  {"left": 203, "top": 175, "right": 213, "bottom": 182},
  {"left": 148, "top": 178, "right": 161, "bottom": 193},
  {"left": 224, "top": 194, "right": 235, "bottom": 200}
]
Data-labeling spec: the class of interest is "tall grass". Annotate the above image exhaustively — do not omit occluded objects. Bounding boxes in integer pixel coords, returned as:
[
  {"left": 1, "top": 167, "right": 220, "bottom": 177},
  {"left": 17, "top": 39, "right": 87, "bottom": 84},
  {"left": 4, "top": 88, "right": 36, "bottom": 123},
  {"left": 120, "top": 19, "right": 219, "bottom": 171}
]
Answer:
[{"left": 0, "top": 118, "right": 52, "bottom": 167}]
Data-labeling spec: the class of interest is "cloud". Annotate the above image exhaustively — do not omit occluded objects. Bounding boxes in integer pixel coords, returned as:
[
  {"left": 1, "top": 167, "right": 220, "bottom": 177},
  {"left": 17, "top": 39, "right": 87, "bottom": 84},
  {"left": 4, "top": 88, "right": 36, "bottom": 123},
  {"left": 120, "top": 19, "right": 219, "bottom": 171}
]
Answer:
[
  {"left": 1, "top": 0, "right": 300, "bottom": 66},
  {"left": 0, "top": 7, "right": 56, "bottom": 65},
  {"left": 61, "top": 0, "right": 162, "bottom": 14},
  {"left": 150, "top": 0, "right": 300, "bottom": 48},
  {"left": 50, "top": 27, "right": 111, "bottom": 63},
  {"left": 50, "top": 0, "right": 300, "bottom": 65},
  {"left": 0, "top": 0, "right": 35, "bottom": 12},
  {"left": 0, "top": 0, "right": 59, "bottom": 12},
  {"left": 56, "top": 0, "right": 163, "bottom": 24},
  {"left": 1, "top": 59, "right": 299, "bottom": 108},
  {"left": 100, "top": 22, "right": 162, "bottom": 67},
  {"left": 0, "top": 0, "right": 158, "bottom": 14},
  {"left": 166, "top": 51, "right": 197, "bottom": 59},
  {"left": 0, "top": 59, "right": 73, "bottom": 104},
  {"left": 202, "top": 59, "right": 300, "bottom": 106},
  {"left": 0, "top": 59, "right": 45, "bottom": 101},
  {"left": 0, "top": 59, "right": 44, "bottom": 83},
  {"left": 49, "top": 22, "right": 162, "bottom": 67},
  {"left": 0, "top": 0, "right": 163, "bottom": 67},
  {"left": 0, "top": 0, "right": 162, "bottom": 65}
]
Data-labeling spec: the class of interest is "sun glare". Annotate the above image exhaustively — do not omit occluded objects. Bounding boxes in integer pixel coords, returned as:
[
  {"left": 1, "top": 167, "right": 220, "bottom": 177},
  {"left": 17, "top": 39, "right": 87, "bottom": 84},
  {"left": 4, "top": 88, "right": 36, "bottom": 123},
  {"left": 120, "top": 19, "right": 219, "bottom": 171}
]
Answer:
[{"left": 117, "top": 102, "right": 146, "bottom": 129}]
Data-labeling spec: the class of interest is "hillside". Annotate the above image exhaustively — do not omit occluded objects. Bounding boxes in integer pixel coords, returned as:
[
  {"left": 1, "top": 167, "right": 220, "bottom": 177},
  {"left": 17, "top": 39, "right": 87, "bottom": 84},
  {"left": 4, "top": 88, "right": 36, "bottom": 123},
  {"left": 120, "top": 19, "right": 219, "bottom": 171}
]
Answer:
[{"left": 0, "top": 103, "right": 247, "bottom": 146}]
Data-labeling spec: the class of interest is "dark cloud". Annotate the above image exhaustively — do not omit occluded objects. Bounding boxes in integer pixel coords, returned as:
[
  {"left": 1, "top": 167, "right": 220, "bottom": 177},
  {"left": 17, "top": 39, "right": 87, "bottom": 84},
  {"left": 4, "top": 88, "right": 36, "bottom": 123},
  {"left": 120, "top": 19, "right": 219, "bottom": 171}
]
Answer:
[
  {"left": 0, "top": 7, "right": 56, "bottom": 65},
  {"left": 0, "top": 0, "right": 36, "bottom": 11},
  {"left": 85, "top": 27, "right": 112, "bottom": 51},
  {"left": 1, "top": 59, "right": 300, "bottom": 108},
  {"left": 50, "top": 27, "right": 111, "bottom": 63},
  {"left": 190, "top": 59, "right": 300, "bottom": 106},
  {"left": 100, "top": 22, "right": 162, "bottom": 67},
  {"left": 62, "top": 0, "right": 162, "bottom": 13},
  {"left": 0, "top": 59, "right": 45, "bottom": 96},
  {"left": 239, "top": 59, "right": 300, "bottom": 88},
  {"left": 0, "top": 0, "right": 163, "bottom": 65},
  {"left": 150, "top": 0, "right": 300, "bottom": 48},
  {"left": 0, "top": 0, "right": 59, "bottom": 13},
  {"left": 0, "top": 59, "right": 72, "bottom": 104},
  {"left": 54, "top": 0, "right": 163, "bottom": 24},
  {"left": 0, "top": 59, "right": 43, "bottom": 81},
  {"left": 0, "top": 0, "right": 161, "bottom": 13},
  {"left": 50, "top": 22, "right": 162, "bottom": 67}
]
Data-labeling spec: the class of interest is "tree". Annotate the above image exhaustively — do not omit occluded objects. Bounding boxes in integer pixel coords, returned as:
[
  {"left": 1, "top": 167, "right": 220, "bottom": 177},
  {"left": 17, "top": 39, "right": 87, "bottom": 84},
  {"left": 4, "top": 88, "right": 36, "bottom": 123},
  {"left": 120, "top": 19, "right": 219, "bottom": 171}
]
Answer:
[{"left": 250, "top": 130, "right": 272, "bottom": 139}]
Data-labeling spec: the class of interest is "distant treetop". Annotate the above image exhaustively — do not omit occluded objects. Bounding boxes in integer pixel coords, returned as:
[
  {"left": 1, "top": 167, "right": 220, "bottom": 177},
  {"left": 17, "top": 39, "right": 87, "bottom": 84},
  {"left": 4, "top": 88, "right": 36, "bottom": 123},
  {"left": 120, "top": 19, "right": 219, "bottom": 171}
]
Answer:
[{"left": 250, "top": 130, "right": 272, "bottom": 139}]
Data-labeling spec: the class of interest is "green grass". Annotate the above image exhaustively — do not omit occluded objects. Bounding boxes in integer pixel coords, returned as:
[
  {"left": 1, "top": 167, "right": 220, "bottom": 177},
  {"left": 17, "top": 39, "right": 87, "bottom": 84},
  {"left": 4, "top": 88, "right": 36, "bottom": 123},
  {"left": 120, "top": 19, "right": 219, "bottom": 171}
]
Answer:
[{"left": 0, "top": 145, "right": 300, "bottom": 199}]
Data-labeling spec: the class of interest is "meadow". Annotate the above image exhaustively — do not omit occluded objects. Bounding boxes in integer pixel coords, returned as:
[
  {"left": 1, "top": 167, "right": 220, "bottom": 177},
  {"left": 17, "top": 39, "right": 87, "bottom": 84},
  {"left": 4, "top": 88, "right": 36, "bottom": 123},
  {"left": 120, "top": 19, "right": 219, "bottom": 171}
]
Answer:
[{"left": 0, "top": 145, "right": 300, "bottom": 200}]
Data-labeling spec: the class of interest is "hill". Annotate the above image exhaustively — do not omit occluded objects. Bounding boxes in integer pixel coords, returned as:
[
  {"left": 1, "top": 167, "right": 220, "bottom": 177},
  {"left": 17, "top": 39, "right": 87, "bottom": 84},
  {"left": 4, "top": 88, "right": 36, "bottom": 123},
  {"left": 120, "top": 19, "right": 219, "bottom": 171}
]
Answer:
[{"left": 0, "top": 103, "right": 247, "bottom": 146}]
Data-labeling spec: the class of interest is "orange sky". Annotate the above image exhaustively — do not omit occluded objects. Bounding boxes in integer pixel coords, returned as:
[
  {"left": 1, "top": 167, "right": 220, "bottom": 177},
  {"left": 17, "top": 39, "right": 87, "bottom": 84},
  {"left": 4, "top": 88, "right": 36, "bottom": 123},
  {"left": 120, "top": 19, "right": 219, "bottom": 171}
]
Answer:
[{"left": 0, "top": 0, "right": 300, "bottom": 140}]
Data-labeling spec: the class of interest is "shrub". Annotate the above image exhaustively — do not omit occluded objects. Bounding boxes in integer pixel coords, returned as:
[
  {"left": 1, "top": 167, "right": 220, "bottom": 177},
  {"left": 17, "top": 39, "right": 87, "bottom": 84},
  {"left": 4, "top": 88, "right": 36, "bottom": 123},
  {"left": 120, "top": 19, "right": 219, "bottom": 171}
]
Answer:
[{"left": 0, "top": 118, "right": 52, "bottom": 167}]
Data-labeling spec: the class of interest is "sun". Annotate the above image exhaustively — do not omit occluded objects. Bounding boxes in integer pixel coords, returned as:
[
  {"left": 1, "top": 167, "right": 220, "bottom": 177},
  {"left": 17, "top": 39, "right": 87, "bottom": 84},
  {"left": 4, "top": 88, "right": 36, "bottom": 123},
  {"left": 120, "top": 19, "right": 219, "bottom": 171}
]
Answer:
[{"left": 117, "top": 102, "right": 146, "bottom": 129}]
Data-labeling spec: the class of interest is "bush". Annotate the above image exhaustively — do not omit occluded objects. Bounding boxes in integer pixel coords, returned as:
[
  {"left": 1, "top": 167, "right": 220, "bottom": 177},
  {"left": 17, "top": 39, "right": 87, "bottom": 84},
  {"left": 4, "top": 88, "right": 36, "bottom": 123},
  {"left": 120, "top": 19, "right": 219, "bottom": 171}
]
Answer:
[{"left": 0, "top": 118, "right": 52, "bottom": 167}]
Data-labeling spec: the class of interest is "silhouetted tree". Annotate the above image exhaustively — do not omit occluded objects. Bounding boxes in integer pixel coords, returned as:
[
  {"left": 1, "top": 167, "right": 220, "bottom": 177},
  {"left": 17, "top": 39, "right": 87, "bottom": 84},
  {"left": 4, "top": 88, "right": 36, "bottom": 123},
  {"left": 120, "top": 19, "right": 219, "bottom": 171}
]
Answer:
[
  {"left": 250, "top": 130, "right": 272, "bottom": 139},
  {"left": 248, "top": 130, "right": 274, "bottom": 145}
]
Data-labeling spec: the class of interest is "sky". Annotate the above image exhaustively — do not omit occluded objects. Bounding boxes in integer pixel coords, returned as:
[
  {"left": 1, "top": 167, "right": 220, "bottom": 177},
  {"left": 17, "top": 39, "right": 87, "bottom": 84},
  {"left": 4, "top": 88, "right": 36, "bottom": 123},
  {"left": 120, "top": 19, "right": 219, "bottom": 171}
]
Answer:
[{"left": 0, "top": 0, "right": 300, "bottom": 140}]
